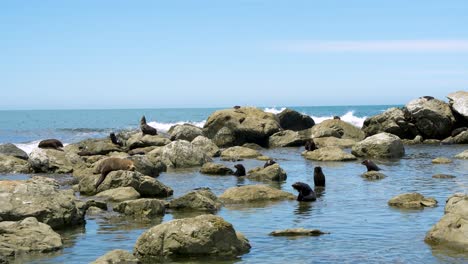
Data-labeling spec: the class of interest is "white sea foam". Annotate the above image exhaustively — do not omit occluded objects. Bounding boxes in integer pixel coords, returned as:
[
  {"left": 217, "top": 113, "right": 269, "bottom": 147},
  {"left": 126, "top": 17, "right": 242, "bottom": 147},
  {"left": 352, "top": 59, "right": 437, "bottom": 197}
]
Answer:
[
  {"left": 147, "top": 120, "right": 206, "bottom": 133},
  {"left": 263, "top": 107, "right": 286, "bottom": 114},
  {"left": 15, "top": 141, "right": 70, "bottom": 154},
  {"left": 311, "top": 111, "right": 366, "bottom": 128}
]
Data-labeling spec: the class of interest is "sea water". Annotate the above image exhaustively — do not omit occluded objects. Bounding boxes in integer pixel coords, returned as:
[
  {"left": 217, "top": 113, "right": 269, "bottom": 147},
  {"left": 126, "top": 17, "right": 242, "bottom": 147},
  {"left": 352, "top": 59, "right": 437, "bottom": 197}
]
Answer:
[{"left": 0, "top": 105, "right": 467, "bottom": 264}]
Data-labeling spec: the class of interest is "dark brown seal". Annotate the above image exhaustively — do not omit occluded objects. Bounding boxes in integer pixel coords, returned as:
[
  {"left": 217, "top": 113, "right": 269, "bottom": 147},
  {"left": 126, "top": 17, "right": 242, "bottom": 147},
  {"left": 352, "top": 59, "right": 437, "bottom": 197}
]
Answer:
[
  {"left": 361, "top": 159, "right": 380, "bottom": 172},
  {"left": 110, "top": 132, "right": 123, "bottom": 146},
  {"left": 94, "top": 158, "right": 135, "bottom": 189},
  {"left": 292, "top": 182, "right": 316, "bottom": 202},
  {"left": 232, "top": 164, "right": 246, "bottom": 177},
  {"left": 333, "top": 116, "right": 341, "bottom": 120},
  {"left": 140, "top": 116, "right": 157, "bottom": 136},
  {"left": 233, "top": 105, "right": 241, "bottom": 109},
  {"left": 38, "top": 139, "right": 64, "bottom": 150},
  {"left": 304, "top": 139, "right": 317, "bottom": 151},
  {"left": 313, "top": 166, "right": 326, "bottom": 187},
  {"left": 263, "top": 159, "right": 277, "bottom": 168}
]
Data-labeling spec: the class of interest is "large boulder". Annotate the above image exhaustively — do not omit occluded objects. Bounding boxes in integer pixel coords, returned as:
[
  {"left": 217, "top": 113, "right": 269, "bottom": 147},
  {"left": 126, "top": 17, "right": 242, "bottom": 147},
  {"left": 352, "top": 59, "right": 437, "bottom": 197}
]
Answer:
[
  {"left": 0, "top": 154, "right": 30, "bottom": 173},
  {"left": 247, "top": 164, "right": 287, "bottom": 181},
  {"left": 425, "top": 193, "right": 468, "bottom": 250},
  {"left": 203, "top": 107, "right": 281, "bottom": 147},
  {"left": 28, "top": 148, "right": 76, "bottom": 173},
  {"left": 268, "top": 130, "right": 306, "bottom": 148},
  {"left": 313, "top": 137, "right": 357, "bottom": 148},
  {"left": 0, "top": 217, "right": 62, "bottom": 258},
  {"left": 352, "top": 133, "right": 405, "bottom": 159},
  {"left": 0, "top": 143, "right": 28, "bottom": 160},
  {"left": 388, "top": 193, "right": 437, "bottom": 209},
  {"left": 362, "top": 107, "right": 417, "bottom": 139},
  {"left": 302, "top": 147, "right": 357, "bottom": 161},
  {"left": 168, "top": 188, "right": 222, "bottom": 212},
  {"left": 220, "top": 185, "right": 295, "bottom": 204},
  {"left": 91, "top": 249, "right": 140, "bottom": 264},
  {"left": 0, "top": 177, "right": 85, "bottom": 229},
  {"left": 96, "top": 187, "right": 141, "bottom": 202},
  {"left": 220, "top": 146, "right": 262, "bottom": 159},
  {"left": 447, "top": 91, "right": 468, "bottom": 121},
  {"left": 191, "top": 136, "right": 220, "bottom": 157},
  {"left": 134, "top": 214, "right": 250, "bottom": 259},
  {"left": 160, "top": 140, "right": 212, "bottom": 168},
  {"left": 168, "top": 124, "right": 203, "bottom": 141},
  {"left": 277, "top": 108, "right": 315, "bottom": 131},
  {"left": 126, "top": 134, "right": 171, "bottom": 150},
  {"left": 127, "top": 155, "right": 166, "bottom": 177},
  {"left": 115, "top": 198, "right": 166, "bottom": 217},
  {"left": 79, "top": 170, "right": 173, "bottom": 198},
  {"left": 454, "top": 150, "right": 468, "bottom": 159},
  {"left": 72, "top": 138, "right": 121, "bottom": 156},
  {"left": 406, "top": 97, "right": 456, "bottom": 139},
  {"left": 200, "top": 163, "right": 233, "bottom": 175},
  {"left": 307, "top": 119, "right": 365, "bottom": 140}
]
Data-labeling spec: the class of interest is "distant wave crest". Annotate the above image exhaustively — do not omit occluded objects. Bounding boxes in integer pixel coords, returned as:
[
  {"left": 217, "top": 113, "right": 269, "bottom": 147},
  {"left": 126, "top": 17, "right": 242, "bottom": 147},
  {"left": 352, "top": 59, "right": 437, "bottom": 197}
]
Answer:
[
  {"left": 147, "top": 120, "right": 206, "bottom": 132},
  {"left": 15, "top": 141, "right": 70, "bottom": 155}
]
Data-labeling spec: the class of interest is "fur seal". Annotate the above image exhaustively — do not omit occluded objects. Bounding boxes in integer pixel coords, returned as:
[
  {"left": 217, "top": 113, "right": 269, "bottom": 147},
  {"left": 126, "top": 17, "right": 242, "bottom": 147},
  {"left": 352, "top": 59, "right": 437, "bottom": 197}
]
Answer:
[
  {"left": 422, "top": 96, "right": 435, "bottom": 100},
  {"left": 94, "top": 158, "right": 135, "bottom": 189},
  {"left": 313, "top": 166, "right": 326, "bottom": 187},
  {"left": 233, "top": 105, "right": 241, "bottom": 109},
  {"left": 304, "top": 139, "right": 317, "bottom": 151},
  {"left": 232, "top": 164, "right": 246, "bottom": 176},
  {"left": 264, "top": 159, "right": 276, "bottom": 168},
  {"left": 38, "top": 139, "right": 64, "bottom": 150},
  {"left": 110, "top": 132, "right": 123, "bottom": 146},
  {"left": 292, "top": 182, "right": 316, "bottom": 202},
  {"left": 333, "top": 116, "right": 341, "bottom": 120},
  {"left": 361, "top": 159, "right": 380, "bottom": 172},
  {"left": 140, "top": 116, "right": 157, "bottom": 136}
]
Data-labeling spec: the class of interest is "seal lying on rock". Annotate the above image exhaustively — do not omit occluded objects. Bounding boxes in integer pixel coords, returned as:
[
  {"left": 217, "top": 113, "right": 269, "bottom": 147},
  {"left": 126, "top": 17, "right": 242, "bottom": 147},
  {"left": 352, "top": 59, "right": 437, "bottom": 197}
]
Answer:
[
  {"left": 110, "top": 132, "right": 123, "bottom": 146},
  {"left": 94, "top": 158, "right": 135, "bottom": 189},
  {"left": 264, "top": 159, "right": 276, "bottom": 168},
  {"left": 232, "top": 164, "right": 246, "bottom": 176},
  {"left": 361, "top": 159, "right": 380, "bottom": 172},
  {"left": 314, "top": 166, "right": 326, "bottom": 187},
  {"left": 140, "top": 116, "right": 157, "bottom": 136},
  {"left": 304, "top": 139, "right": 317, "bottom": 151},
  {"left": 333, "top": 116, "right": 341, "bottom": 120},
  {"left": 292, "top": 182, "right": 316, "bottom": 202},
  {"left": 38, "top": 139, "right": 64, "bottom": 150}
]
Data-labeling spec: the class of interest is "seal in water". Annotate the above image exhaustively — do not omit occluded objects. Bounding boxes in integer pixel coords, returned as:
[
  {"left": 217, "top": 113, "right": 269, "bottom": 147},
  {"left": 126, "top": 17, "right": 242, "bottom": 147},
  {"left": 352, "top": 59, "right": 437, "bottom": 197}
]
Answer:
[
  {"left": 361, "top": 159, "right": 381, "bottom": 172},
  {"left": 313, "top": 166, "right": 326, "bottom": 187},
  {"left": 232, "top": 164, "right": 246, "bottom": 176},
  {"left": 304, "top": 139, "right": 317, "bottom": 151},
  {"left": 140, "top": 116, "right": 158, "bottom": 136},
  {"left": 292, "top": 182, "right": 316, "bottom": 202},
  {"left": 94, "top": 157, "right": 135, "bottom": 189},
  {"left": 38, "top": 139, "right": 64, "bottom": 150}
]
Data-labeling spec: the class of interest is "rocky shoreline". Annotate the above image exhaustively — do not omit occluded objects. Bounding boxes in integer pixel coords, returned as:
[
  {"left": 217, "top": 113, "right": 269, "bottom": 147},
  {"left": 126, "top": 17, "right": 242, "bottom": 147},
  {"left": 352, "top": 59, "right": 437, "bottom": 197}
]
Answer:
[{"left": 0, "top": 91, "right": 467, "bottom": 263}]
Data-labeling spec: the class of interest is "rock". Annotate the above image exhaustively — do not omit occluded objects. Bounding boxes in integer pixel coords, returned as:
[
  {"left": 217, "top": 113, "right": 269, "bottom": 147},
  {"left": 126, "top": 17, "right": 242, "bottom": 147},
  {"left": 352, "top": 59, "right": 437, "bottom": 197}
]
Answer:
[
  {"left": 361, "top": 171, "right": 386, "bottom": 180},
  {"left": 168, "top": 188, "right": 222, "bottom": 212},
  {"left": 313, "top": 137, "right": 357, "bottom": 148},
  {"left": 257, "top": 155, "right": 272, "bottom": 161},
  {"left": 91, "top": 249, "right": 140, "bottom": 264},
  {"left": 424, "top": 139, "right": 441, "bottom": 144},
  {"left": 454, "top": 150, "right": 468, "bottom": 159},
  {"left": 0, "top": 217, "right": 62, "bottom": 257},
  {"left": 352, "top": 133, "right": 405, "bottom": 158},
  {"left": 0, "top": 143, "right": 28, "bottom": 160},
  {"left": 115, "top": 198, "right": 165, "bottom": 217},
  {"left": 406, "top": 97, "right": 456, "bottom": 139},
  {"left": 447, "top": 91, "right": 468, "bottom": 121},
  {"left": 308, "top": 119, "right": 365, "bottom": 140},
  {"left": 220, "top": 146, "right": 262, "bottom": 159},
  {"left": 247, "top": 164, "right": 287, "bottom": 181},
  {"left": 277, "top": 108, "right": 315, "bottom": 131},
  {"left": 127, "top": 155, "right": 166, "bottom": 177},
  {"left": 191, "top": 136, "right": 220, "bottom": 157},
  {"left": 134, "top": 214, "right": 250, "bottom": 259},
  {"left": 168, "top": 124, "right": 203, "bottom": 141},
  {"left": 85, "top": 200, "right": 108, "bottom": 211},
  {"left": 425, "top": 193, "right": 468, "bottom": 250},
  {"left": 203, "top": 107, "right": 281, "bottom": 147},
  {"left": 302, "top": 146, "right": 357, "bottom": 161},
  {"left": 79, "top": 170, "right": 173, "bottom": 198},
  {"left": 96, "top": 187, "right": 141, "bottom": 202},
  {"left": 362, "top": 107, "right": 417, "bottom": 139},
  {"left": 28, "top": 148, "right": 76, "bottom": 173},
  {"left": 432, "top": 174, "right": 456, "bottom": 179},
  {"left": 242, "top": 143, "right": 263, "bottom": 150},
  {"left": 268, "top": 130, "right": 306, "bottom": 148},
  {"left": 0, "top": 154, "right": 30, "bottom": 173},
  {"left": 86, "top": 206, "right": 106, "bottom": 216},
  {"left": 126, "top": 134, "right": 171, "bottom": 150},
  {"left": 160, "top": 140, "right": 212, "bottom": 168},
  {"left": 72, "top": 138, "right": 121, "bottom": 156},
  {"left": 388, "top": 193, "right": 437, "bottom": 209},
  {"left": 200, "top": 163, "right": 233, "bottom": 175},
  {"left": 0, "top": 177, "right": 85, "bottom": 229},
  {"left": 269, "top": 228, "right": 329, "bottom": 237},
  {"left": 453, "top": 131, "right": 468, "bottom": 144},
  {"left": 128, "top": 146, "right": 157, "bottom": 156},
  {"left": 431, "top": 157, "right": 453, "bottom": 164},
  {"left": 220, "top": 185, "right": 295, "bottom": 204}
]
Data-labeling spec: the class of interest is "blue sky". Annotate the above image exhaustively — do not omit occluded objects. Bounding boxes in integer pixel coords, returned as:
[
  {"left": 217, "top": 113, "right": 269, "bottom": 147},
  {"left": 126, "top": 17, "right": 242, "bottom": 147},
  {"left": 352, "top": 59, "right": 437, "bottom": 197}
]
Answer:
[{"left": 1, "top": 0, "right": 467, "bottom": 109}]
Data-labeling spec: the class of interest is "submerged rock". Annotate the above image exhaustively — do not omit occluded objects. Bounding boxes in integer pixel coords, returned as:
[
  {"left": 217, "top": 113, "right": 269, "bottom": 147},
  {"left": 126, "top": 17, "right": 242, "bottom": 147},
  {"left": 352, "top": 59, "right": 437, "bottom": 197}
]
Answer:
[
  {"left": 361, "top": 171, "right": 386, "bottom": 180},
  {"left": 352, "top": 133, "right": 405, "bottom": 159},
  {"left": 91, "top": 249, "right": 140, "bottom": 264},
  {"left": 432, "top": 174, "right": 456, "bottom": 179},
  {"left": 0, "top": 143, "right": 28, "bottom": 160},
  {"left": 134, "top": 214, "right": 250, "bottom": 259},
  {"left": 160, "top": 140, "right": 212, "bottom": 168},
  {"left": 388, "top": 193, "right": 437, "bottom": 209},
  {"left": 247, "top": 164, "right": 287, "bottom": 181},
  {"left": 454, "top": 150, "right": 468, "bottom": 159},
  {"left": 200, "top": 162, "right": 233, "bottom": 175},
  {"left": 115, "top": 198, "right": 166, "bottom": 217},
  {"left": 0, "top": 217, "right": 62, "bottom": 257},
  {"left": 269, "top": 228, "right": 330, "bottom": 237},
  {"left": 431, "top": 157, "right": 453, "bottom": 164},
  {"left": 425, "top": 193, "right": 468, "bottom": 251},
  {"left": 220, "top": 185, "right": 295, "bottom": 204},
  {"left": 277, "top": 108, "right": 315, "bottom": 131},
  {"left": 302, "top": 146, "right": 357, "bottom": 161},
  {"left": 168, "top": 188, "right": 222, "bottom": 212}
]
